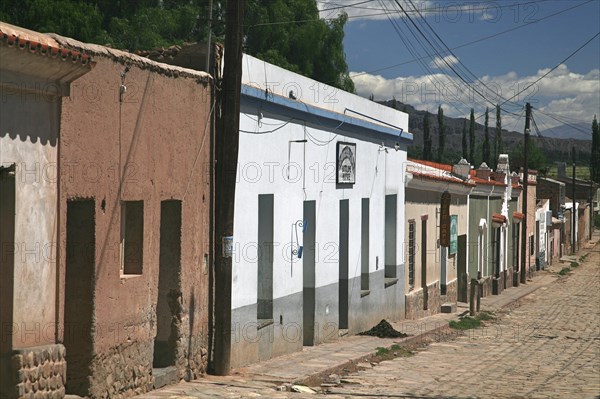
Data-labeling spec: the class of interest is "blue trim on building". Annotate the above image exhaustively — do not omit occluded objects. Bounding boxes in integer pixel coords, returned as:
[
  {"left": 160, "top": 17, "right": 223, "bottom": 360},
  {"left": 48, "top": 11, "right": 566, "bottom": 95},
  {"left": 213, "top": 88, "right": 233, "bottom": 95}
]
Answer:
[{"left": 241, "top": 84, "right": 413, "bottom": 145}]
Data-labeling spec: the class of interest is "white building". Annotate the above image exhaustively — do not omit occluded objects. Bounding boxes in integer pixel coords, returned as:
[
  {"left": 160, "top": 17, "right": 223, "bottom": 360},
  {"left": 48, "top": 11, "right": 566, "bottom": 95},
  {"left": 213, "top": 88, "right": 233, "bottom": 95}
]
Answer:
[{"left": 229, "top": 55, "right": 413, "bottom": 367}]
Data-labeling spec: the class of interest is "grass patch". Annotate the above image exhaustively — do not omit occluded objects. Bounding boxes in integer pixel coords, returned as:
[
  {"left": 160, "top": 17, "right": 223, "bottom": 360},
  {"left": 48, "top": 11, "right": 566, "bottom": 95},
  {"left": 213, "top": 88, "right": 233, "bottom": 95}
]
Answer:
[
  {"left": 449, "top": 316, "right": 481, "bottom": 330},
  {"left": 375, "top": 347, "right": 389, "bottom": 356},
  {"left": 372, "top": 345, "right": 413, "bottom": 361},
  {"left": 571, "top": 261, "right": 580, "bottom": 268},
  {"left": 558, "top": 267, "right": 570, "bottom": 275},
  {"left": 476, "top": 311, "right": 496, "bottom": 321},
  {"left": 450, "top": 311, "right": 497, "bottom": 330}
]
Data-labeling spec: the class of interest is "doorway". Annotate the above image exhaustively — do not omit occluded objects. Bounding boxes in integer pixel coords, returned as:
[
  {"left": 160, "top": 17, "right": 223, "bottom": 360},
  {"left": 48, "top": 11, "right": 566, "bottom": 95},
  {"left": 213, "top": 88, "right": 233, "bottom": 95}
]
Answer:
[
  {"left": 153, "top": 200, "right": 182, "bottom": 368},
  {"left": 457, "top": 234, "right": 467, "bottom": 302},
  {"left": 302, "top": 201, "right": 316, "bottom": 346},
  {"left": 64, "top": 199, "right": 95, "bottom": 396},
  {"left": 338, "top": 199, "right": 349, "bottom": 331},
  {"left": 0, "top": 167, "right": 15, "bottom": 397},
  {"left": 421, "top": 217, "right": 427, "bottom": 310}
]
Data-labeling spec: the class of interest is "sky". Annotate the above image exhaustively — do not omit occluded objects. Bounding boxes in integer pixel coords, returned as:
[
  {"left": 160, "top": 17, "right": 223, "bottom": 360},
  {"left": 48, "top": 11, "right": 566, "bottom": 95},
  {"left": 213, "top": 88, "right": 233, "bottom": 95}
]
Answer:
[{"left": 317, "top": 0, "right": 600, "bottom": 135}]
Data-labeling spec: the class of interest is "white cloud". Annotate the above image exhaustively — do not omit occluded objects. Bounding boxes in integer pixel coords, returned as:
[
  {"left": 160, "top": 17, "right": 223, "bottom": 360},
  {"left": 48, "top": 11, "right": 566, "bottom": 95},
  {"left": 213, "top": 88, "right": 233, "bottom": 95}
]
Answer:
[
  {"left": 429, "top": 55, "right": 459, "bottom": 70},
  {"left": 317, "top": 0, "right": 432, "bottom": 22},
  {"left": 351, "top": 64, "right": 600, "bottom": 129}
]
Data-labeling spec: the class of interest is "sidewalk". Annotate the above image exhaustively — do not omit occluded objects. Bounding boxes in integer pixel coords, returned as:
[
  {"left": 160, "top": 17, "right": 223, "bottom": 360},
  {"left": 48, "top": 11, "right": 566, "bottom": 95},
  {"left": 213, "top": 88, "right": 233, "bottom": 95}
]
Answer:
[{"left": 136, "top": 235, "right": 599, "bottom": 398}]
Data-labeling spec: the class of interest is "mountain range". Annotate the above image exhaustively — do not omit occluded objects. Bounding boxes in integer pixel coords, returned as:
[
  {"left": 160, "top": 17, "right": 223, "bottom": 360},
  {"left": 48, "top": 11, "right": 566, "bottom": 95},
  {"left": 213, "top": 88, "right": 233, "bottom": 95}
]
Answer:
[{"left": 381, "top": 100, "right": 592, "bottom": 166}]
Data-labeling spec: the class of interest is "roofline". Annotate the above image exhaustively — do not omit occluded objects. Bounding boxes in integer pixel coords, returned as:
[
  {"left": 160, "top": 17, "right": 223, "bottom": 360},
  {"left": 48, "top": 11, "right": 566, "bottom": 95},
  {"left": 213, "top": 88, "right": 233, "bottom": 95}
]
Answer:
[
  {"left": 0, "top": 22, "right": 93, "bottom": 67},
  {"left": 241, "top": 84, "right": 413, "bottom": 145},
  {"left": 49, "top": 33, "right": 212, "bottom": 83}
]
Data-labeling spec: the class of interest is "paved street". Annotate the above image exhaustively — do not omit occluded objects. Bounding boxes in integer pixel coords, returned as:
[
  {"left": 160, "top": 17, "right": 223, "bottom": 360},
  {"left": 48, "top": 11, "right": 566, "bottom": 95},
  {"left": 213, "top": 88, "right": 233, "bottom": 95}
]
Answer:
[{"left": 139, "top": 243, "right": 600, "bottom": 399}]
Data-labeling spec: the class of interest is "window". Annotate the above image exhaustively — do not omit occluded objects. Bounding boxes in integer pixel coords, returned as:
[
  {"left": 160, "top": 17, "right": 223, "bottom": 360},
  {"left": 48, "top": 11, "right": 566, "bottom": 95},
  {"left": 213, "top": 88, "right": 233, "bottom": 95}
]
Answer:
[
  {"left": 257, "top": 194, "right": 274, "bottom": 321},
  {"left": 384, "top": 195, "right": 397, "bottom": 280},
  {"left": 529, "top": 235, "right": 535, "bottom": 256},
  {"left": 361, "top": 198, "right": 370, "bottom": 292},
  {"left": 121, "top": 201, "right": 144, "bottom": 275},
  {"left": 408, "top": 220, "right": 415, "bottom": 288}
]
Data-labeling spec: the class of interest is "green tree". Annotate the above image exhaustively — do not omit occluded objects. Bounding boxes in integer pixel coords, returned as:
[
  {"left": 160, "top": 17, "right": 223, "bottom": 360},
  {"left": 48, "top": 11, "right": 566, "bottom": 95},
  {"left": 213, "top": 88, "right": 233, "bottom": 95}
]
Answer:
[
  {"left": 244, "top": 0, "right": 354, "bottom": 92},
  {"left": 0, "top": 0, "right": 106, "bottom": 43},
  {"left": 482, "top": 107, "right": 490, "bottom": 165},
  {"left": 423, "top": 111, "right": 432, "bottom": 161},
  {"left": 591, "top": 115, "right": 600, "bottom": 183},
  {"left": 462, "top": 118, "right": 468, "bottom": 160},
  {"left": 469, "top": 108, "right": 476, "bottom": 164},
  {"left": 1, "top": 0, "right": 355, "bottom": 91},
  {"left": 494, "top": 104, "right": 503, "bottom": 168},
  {"left": 437, "top": 105, "right": 445, "bottom": 163}
]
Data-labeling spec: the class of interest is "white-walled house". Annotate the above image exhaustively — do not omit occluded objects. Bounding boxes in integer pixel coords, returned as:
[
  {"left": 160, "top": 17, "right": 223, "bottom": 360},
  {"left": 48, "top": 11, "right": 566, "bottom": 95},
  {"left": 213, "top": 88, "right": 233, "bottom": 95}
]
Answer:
[{"left": 229, "top": 55, "right": 413, "bottom": 368}]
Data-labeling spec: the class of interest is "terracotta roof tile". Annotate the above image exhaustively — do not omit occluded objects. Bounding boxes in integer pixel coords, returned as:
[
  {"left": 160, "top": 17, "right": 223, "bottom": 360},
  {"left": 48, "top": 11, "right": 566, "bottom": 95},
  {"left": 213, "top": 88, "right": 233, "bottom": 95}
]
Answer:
[
  {"left": 0, "top": 22, "right": 92, "bottom": 66},
  {"left": 409, "top": 171, "right": 475, "bottom": 187},
  {"left": 492, "top": 213, "right": 507, "bottom": 224},
  {"left": 408, "top": 158, "right": 453, "bottom": 172},
  {"left": 471, "top": 176, "right": 507, "bottom": 187}
]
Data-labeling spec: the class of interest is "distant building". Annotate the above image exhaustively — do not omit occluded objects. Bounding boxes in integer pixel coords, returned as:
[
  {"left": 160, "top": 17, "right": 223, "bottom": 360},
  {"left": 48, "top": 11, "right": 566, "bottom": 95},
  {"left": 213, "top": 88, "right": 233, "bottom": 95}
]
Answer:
[{"left": 404, "top": 159, "right": 472, "bottom": 318}]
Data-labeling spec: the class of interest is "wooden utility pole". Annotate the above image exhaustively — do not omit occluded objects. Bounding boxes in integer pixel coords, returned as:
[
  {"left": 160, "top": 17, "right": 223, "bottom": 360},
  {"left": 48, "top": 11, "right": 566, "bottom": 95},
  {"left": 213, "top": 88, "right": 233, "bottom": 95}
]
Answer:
[
  {"left": 520, "top": 103, "right": 531, "bottom": 285},
  {"left": 213, "top": 0, "right": 245, "bottom": 376},
  {"left": 572, "top": 146, "right": 576, "bottom": 254}
]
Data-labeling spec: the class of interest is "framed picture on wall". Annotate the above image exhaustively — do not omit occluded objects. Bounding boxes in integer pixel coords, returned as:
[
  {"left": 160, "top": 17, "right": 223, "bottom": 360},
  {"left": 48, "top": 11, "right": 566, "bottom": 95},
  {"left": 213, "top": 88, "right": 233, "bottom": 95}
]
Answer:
[{"left": 336, "top": 142, "right": 356, "bottom": 184}]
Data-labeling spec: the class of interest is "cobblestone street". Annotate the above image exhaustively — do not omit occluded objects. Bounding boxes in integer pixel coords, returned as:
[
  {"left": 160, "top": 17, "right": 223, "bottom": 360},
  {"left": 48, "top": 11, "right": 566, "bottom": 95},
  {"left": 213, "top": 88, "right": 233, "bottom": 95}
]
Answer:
[
  {"left": 325, "top": 249, "right": 600, "bottom": 399},
  {"left": 138, "top": 244, "right": 600, "bottom": 399}
]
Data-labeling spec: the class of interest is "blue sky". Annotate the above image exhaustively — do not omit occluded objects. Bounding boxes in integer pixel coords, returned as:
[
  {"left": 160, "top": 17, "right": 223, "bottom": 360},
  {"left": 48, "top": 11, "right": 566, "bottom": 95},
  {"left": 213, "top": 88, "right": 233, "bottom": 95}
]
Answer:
[{"left": 318, "top": 0, "right": 600, "bottom": 132}]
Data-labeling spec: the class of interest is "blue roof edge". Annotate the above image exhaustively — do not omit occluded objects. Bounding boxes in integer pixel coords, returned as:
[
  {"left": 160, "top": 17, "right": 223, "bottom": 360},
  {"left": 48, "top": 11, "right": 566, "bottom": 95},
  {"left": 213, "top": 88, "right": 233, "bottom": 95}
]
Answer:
[{"left": 241, "top": 84, "right": 414, "bottom": 145}]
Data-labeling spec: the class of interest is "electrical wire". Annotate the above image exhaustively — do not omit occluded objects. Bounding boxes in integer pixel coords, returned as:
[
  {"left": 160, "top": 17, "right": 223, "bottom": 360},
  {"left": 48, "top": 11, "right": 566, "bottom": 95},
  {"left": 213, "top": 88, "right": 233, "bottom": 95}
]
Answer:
[{"left": 496, "top": 31, "right": 600, "bottom": 111}]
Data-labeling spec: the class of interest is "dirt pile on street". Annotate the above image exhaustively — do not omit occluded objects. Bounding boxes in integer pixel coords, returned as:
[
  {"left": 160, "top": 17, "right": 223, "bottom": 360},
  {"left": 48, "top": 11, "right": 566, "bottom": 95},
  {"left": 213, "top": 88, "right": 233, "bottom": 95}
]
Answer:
[{"left": 358, "top": 320, "right": 409, "bottom": 338}]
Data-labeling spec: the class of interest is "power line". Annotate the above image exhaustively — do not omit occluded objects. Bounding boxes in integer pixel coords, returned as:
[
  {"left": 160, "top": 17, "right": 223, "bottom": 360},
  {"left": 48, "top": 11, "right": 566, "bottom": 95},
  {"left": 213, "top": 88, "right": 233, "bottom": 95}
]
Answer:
[
  {"left": 318, "top": 0, "right": 551, "bottom": 19},
  {"left": 497, "top": 31, "right": 600, "bottom": 110},
  {"left": 534, "top": 108, "right": 592, "bottom": 135},
  {"left": 349, "top": 0, "right": 593, "bottom": 79}
]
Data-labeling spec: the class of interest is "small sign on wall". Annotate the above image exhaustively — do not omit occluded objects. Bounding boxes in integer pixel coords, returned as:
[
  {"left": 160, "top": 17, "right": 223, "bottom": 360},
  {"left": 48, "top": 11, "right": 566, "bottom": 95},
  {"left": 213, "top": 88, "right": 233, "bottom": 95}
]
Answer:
[
  {"left": 337, "top": 142, "right": 356, "bottom": 184},
  {"left": 449, "top": 215, "right": 458, "bottom": 255},
  {"left": 440, "top": 191, "right": 451, "bottom": 247}
]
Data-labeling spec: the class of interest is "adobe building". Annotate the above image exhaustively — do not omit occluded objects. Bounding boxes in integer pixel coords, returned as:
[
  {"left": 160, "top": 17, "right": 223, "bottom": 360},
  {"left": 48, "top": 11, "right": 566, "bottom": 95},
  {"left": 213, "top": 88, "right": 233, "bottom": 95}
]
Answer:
[
  {"left": 1, "top": 21, "right": 213, "bottom": 399},
  {"left": 404, "top": 159, "right": 472, "bottom": 318},
  {"left": 51, "top": 34, "right": 213, "bottom": 397},
  {"left": 1, "top": 22, "right": 93, "bottom": 399}
]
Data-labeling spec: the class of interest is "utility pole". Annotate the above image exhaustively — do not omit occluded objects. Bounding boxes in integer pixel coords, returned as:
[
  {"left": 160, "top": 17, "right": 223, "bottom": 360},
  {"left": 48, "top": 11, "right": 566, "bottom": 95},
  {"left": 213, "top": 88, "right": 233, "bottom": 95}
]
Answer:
[
  {"left": 205, "top": 0, "right": 214, "bottom": 72},
  {"left": 213, "top": 0, "right": 245, "bottom": 376},
  {"left": 572, "top": 146, "right": 576, "bottom": 254},
  {"left": 520, "top": 103, "right": 531, "bottom": 285}
]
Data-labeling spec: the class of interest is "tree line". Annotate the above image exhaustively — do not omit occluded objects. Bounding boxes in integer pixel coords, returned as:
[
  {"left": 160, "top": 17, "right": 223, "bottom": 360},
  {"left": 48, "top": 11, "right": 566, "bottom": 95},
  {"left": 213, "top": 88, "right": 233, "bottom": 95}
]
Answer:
[{"left": 0, "top": 0, "right": 354, "bottom": 92}]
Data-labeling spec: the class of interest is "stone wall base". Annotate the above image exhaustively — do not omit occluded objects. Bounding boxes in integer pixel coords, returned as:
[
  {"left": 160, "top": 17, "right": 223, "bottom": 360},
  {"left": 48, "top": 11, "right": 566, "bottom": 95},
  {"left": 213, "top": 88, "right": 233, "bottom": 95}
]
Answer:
[
  {"left": 88, "top": 337, "right": 207, "bottom": 399},
  {"left": 480, "top": 276, "right": 493, "bottom": 298},
  {"left": 445, "top": 279, "right": 458, "bottom": 304},
  {"left": 405, "top": 281, "right": 441, "bottom": 320},
  {"left": 2, "top": 344, "right": 67, "bottom": 399}
]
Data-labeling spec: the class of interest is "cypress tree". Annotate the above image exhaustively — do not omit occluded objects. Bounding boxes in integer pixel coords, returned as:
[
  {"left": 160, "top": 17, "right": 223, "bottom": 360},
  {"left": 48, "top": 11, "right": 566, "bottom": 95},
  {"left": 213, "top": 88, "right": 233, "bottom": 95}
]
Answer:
[
  {"left": 494, "top": 104, "right": 503, "bottom": 168},
  {"left": 423, "top": 111, "right": 432, "bottom": 161},
  {"left": 469, "top": 108, "right": 475, "bottom": 163},
  {"left": 437, "top": 105, "right": 445, "bottom": 163},
  {"left": 483, "top": 107, "right": 490, "bottom": 165},
  {"left": 462, "top": 118, "right": 468, "bottom": 160},
  {"left": 591, "top": 115, "right": 600, "bottom": 183}
]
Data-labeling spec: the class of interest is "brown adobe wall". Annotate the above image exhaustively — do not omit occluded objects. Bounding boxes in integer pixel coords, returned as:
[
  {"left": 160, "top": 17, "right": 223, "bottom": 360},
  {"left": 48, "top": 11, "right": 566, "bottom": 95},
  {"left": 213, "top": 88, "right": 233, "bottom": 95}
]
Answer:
[{"left": 56, "top": 54, "right": 212, "bottom": 398}]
